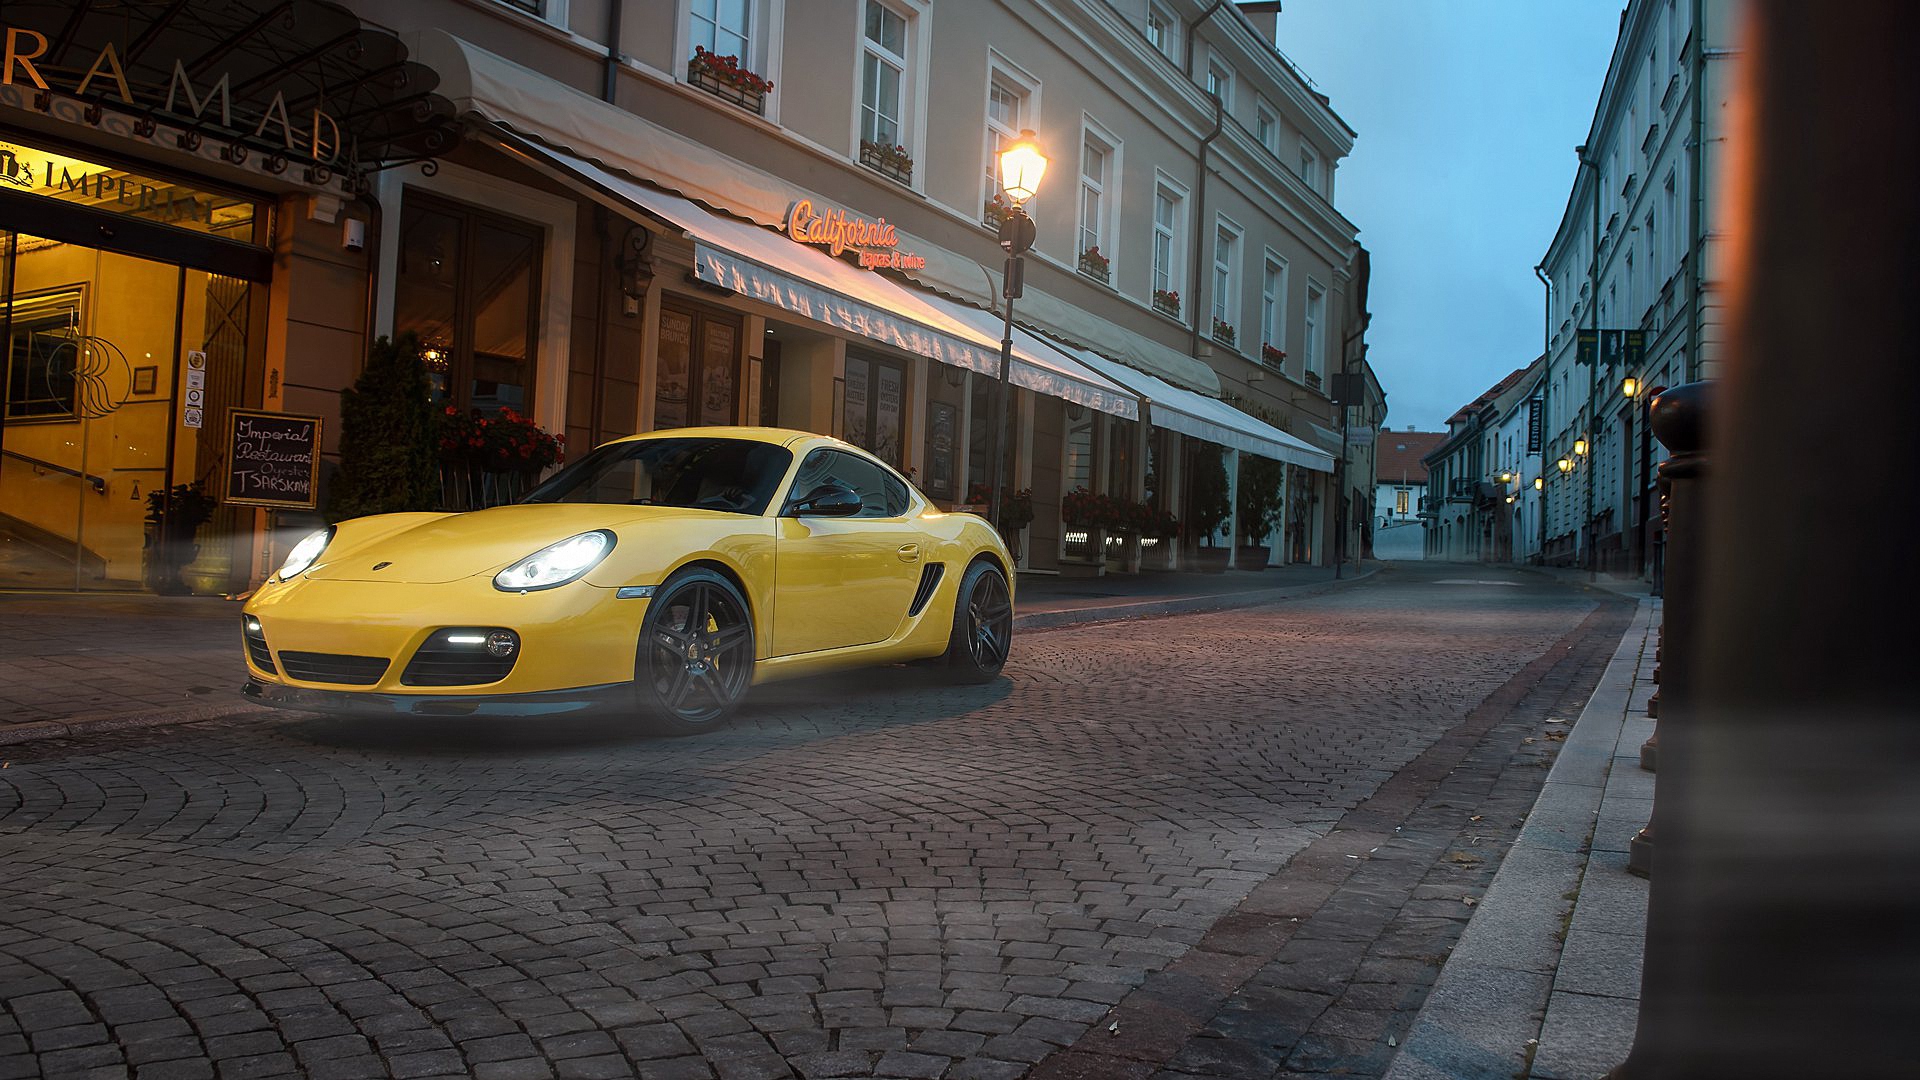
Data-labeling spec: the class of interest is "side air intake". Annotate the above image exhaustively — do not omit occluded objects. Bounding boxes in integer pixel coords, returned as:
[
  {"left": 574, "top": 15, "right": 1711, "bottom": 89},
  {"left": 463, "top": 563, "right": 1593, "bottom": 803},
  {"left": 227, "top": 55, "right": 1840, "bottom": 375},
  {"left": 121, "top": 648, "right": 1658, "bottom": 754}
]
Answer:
[{"left": 907, "top": 563, "right": 946, "bottom": 617}]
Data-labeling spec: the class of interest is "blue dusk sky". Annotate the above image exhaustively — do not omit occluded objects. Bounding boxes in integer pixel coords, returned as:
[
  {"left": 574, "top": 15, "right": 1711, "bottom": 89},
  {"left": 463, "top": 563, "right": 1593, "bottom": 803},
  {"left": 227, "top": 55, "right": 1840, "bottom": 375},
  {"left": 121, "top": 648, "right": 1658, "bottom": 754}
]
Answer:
[{"left": 1270, "top": 0, "right": 1625, "bottom": 431}]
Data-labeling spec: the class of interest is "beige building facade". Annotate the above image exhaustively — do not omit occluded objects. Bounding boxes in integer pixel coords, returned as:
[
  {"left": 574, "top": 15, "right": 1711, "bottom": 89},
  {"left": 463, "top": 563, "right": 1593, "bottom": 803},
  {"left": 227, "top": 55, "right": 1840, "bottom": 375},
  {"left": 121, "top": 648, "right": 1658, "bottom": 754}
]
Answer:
[{"left": 1, "top": 0, "right": 1371, "bottom": 593}]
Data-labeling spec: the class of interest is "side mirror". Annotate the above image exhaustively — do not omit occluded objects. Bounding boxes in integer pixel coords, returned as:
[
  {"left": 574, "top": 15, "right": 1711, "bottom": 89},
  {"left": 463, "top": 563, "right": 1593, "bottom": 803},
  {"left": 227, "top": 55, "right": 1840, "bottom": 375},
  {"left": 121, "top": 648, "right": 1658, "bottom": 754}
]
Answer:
[{"left": 790, "top": 483, "right": 863, "bottom": 517}]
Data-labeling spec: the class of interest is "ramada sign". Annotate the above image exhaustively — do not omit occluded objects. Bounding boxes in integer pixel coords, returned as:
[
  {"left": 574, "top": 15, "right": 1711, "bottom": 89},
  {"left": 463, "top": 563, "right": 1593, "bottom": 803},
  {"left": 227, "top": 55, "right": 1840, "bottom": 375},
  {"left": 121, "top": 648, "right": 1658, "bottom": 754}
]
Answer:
[{"left": 785, "top": 199, "right": 927, "bottom": 271}]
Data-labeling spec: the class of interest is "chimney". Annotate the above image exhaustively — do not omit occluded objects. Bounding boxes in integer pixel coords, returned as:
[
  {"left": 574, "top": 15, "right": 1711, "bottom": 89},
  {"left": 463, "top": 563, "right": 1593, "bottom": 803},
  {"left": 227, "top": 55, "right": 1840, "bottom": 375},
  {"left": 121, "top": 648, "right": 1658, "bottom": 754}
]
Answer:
[{"left": 1236, "top": 1, "right": 1282, "bottom": 46}]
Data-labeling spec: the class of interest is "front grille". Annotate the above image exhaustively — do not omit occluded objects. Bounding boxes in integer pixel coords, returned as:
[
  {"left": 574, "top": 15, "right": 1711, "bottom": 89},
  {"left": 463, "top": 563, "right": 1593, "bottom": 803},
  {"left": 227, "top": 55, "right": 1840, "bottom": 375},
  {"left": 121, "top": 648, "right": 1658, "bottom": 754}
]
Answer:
[
  {"left": 241, "top": 619, "right": 275, "bottom": 675},
  {"left": 400, "top": 628, "right": 519, "bottom": 687},
  {"left": 278, "top": 651, "right": 390, "bottom": 686}
]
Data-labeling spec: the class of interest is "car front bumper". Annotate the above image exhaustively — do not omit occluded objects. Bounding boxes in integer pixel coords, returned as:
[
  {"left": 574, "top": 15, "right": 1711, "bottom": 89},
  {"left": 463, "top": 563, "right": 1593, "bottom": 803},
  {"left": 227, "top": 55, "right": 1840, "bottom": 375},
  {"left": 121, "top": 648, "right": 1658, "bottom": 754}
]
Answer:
[{"left": 241, "top": 678, "right": 630, "bottom": 717}]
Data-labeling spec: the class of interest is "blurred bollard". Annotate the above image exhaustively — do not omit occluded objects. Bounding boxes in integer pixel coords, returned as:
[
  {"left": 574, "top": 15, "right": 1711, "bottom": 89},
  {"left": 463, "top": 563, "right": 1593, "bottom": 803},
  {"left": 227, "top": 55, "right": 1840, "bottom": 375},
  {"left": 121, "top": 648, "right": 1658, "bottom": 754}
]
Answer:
[{"left": 1629, "top": 382, "right": 1710, "bottom": 877}]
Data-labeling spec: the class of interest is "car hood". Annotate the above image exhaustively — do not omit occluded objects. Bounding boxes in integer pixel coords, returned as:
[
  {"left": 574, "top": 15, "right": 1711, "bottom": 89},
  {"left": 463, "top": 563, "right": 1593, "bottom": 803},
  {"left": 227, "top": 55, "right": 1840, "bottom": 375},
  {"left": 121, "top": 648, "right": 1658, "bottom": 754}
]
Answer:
[{"left": 308, "top": 503, "right": 738, "bottom": 584}]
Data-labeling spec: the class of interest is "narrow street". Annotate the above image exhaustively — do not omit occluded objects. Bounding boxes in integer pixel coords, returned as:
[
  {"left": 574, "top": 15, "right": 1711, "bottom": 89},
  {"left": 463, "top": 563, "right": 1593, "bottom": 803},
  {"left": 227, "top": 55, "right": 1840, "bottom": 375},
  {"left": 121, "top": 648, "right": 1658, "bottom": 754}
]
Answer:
[{"left": 0, "top": 565, "right": 1630, "bottom": 1080}]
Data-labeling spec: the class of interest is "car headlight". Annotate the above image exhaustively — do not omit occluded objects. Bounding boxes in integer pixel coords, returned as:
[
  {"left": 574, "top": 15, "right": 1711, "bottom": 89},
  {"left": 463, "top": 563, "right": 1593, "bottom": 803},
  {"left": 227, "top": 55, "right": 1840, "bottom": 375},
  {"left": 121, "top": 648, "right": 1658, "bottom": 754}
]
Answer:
[
  {"left": 277, "top": 527, "right": 334, "bottom": 580},
  {"left": 493, "top": 530, "right": 615, "bottom": 592}
]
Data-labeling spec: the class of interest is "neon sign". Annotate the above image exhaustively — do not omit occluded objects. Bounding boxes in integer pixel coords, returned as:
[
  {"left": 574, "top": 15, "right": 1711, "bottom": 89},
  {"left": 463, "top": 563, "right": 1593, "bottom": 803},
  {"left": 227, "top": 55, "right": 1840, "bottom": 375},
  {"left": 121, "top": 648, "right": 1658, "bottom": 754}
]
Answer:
[{"left": 785, "top": 199, "right": 927, "bottom": 271}]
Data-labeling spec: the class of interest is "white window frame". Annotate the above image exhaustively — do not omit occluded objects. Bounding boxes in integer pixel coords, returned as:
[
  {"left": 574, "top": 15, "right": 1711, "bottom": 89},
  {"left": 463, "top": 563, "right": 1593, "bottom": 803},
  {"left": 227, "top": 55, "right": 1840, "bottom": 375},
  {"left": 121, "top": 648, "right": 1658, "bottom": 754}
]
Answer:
[
  {"left": 854, "top": 0, "right": 930, "bottom": 186},
  {"left": 981, "top": 54, "right": 1041, "bottom": 219},
  {"left": 1299, "top": 143, "right": 1320, "bottom": 194},
  {"left": 1211, "top": 215, "right": 1242, "bottom": 343},
  {"left": 1205, "top": 53, "right": 1235, "bottom": 115},
  {"left": 1150, "top": 173, "right": 1188, "bottom": 315},
  {"left": 1076, "top": 117, "right": 1120, "bottom": 276},
  {"left": 678, "top": 1, "right": 785, "bottom": 119},
  {"left": 1146, "top": 2, "right": 1178, "bottom": 62},
  {"left": 1261, "top": 250, "right": 1288, "bottom": 363},
  {"left": 1254, "top": 97, "right": 1279, "bottom": 155},
  {"left": 1304, "top": 278, "right": 1326, "bottom": 381},
  {"left": 494, "top": 0, "right": 570, "bottom": 29}
]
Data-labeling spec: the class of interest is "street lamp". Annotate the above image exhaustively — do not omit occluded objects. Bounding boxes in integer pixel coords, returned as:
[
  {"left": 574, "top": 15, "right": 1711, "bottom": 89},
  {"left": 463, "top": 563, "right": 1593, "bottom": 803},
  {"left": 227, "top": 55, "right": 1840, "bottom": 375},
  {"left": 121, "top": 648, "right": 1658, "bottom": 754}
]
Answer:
[
  {"left": 1558, "top": 456, "right": 1574, "bottom": 474},
  {"left": 987, "top": 130, "right": 1048, "bottom": 535},
  {"left": 1534, "top": 476, "right": 1545, "bottom": 491},
  {"left": 1574, "top": 436, "right": 1589, "bottom": 457}
]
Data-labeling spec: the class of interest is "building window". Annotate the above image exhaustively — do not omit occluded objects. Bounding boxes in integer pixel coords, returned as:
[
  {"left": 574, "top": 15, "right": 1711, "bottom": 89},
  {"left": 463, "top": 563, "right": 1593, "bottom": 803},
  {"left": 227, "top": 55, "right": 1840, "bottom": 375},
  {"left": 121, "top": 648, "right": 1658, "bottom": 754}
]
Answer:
[
  {"left": 1205, "top": 57, "right": 1234, "bottom": 113},
  {"left": 1255, "top": 100, "right": 1279, "bottom": 154},
  {"left": 861, "top": 1, "right": 909, "bottom": 153},
  {"left": 395, "top": 192, "right": 543, "bottom": 414},
  {"left": 842, "top": 350, "right": 907, "bottom": 467},
  {"left": 1078, "top": 128, "right": 1116, "bottom": 282},
  {"left": 4, "top": 290, "right": 83, "bottom": 420},
  {"left": 495, "top": 0, "right": 568, "bottom": 23},
  {"left": 1304, "top": 280, "right": 1325, "bottom": 382},
  {"left": 1151, "top": 180, "right": 1183, "bottom": 315},
  {"left": 1211, "top": 221, "right": 1240, "bottom": 346},
  {"left": 1396, "top": 488, "right": 1410, "bottom": 515},
  {"left": 1261, "top": 253, "right": 1287, "bottom": 364},
  {"left": 1145, "top": 2, "right": 1177, "bottom": 61},
  {"left": 1299, "top": 144, "right": 1320, "bottom": 193},
  {"left": 983, "top": 68, "right": 1034, "bottom": 211},
  {"left": 1664, "top": 171, "right": 1679, "bottom": 266},
  {"left": 690, "top": 0, "right": 751, "bottom": 62}
]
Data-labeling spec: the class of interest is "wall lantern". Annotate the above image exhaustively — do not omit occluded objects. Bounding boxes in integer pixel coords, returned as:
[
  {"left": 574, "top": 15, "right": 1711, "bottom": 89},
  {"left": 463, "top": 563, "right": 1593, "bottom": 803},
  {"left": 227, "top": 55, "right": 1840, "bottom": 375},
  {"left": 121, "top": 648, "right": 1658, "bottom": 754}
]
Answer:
[
  {"left": 943, "top": 365, "right": 967, "bottom": 389},
  {"left": 1558, "top": 457, "right": 1574, "bottom": 473},
  {"left": 1573, "top": 437, "right": 1589, "bottom": 456},
  {"left": 616, "top": 225, "right": 654, "bottom": 316},
  {"left": 1534, "top": 476, "right": 1545, "bottom": 491},
  {"left": 1498, "top": 471, "right": 1513, "bottom": 483},
  {"left": 997, "top": 130, "right": 1049, "bottom": 205},
  {"left": 1621, "top": 375, "right": 1640, "bottom": 399}
]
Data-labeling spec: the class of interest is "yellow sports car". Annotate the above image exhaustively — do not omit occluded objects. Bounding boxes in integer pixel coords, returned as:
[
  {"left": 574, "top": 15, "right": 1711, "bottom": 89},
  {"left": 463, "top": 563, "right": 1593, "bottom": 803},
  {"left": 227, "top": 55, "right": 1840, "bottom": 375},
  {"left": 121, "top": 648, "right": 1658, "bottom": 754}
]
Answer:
[{"left": 240, "top": 428, "right": 1015, "bottom": 732}]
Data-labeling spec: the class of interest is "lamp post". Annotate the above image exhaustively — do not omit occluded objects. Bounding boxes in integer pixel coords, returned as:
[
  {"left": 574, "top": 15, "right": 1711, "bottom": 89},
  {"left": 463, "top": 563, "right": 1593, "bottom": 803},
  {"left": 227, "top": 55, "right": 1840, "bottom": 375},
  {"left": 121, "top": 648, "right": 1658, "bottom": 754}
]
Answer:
[
  {"left": 1622, "top": 374, "right": 1660, "bottom": 579},
  {"left": 1576, "top": 144, "right": 1600, "bottom": 582},
  {"left": 987, "top": 129, "right": 1048, "bottom": 536}
]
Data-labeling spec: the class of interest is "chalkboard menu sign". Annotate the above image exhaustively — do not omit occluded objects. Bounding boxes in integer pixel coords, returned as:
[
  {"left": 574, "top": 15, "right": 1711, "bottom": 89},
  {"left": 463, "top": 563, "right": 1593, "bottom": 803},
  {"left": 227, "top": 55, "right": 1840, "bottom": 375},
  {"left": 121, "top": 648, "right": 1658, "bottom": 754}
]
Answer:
[{"left": 224, "top": 409, "right": 322, "bottom": 509}]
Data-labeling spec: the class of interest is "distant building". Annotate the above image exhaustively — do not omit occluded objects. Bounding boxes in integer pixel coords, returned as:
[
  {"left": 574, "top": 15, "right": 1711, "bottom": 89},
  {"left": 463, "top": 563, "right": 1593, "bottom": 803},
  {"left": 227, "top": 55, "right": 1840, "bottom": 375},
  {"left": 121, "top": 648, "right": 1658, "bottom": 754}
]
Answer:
[
  {"left": 1422, "top": 363, "right": 1542, "bottom": 561},
  {"left": 1373, "top": 429, "right": 1444, "bottom": 560}
]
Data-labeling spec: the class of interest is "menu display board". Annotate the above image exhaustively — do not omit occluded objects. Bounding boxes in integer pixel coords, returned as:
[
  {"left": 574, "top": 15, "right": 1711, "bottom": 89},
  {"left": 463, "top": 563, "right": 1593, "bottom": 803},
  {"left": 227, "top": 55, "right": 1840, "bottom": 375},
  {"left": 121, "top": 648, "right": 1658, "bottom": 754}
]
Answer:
[{"left": 224, "top": 409, "right": 321, "bottom": 509}]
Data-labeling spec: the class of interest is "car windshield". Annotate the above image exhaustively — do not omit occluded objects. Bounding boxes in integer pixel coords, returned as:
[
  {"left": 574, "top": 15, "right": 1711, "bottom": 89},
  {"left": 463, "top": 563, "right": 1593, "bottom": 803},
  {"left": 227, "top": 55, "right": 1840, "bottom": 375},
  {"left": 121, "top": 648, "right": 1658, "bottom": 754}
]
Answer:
[{"left": 521, "top": 437, "right": 793, "bottom": 514}]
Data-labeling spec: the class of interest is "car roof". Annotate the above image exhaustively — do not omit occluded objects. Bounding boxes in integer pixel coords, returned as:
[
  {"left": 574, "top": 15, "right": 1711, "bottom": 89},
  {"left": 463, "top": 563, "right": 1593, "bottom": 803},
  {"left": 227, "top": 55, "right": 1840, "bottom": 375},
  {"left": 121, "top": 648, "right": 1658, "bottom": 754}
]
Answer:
[{"left": 609, "top": 426, "right": 828, "bottom": 449}]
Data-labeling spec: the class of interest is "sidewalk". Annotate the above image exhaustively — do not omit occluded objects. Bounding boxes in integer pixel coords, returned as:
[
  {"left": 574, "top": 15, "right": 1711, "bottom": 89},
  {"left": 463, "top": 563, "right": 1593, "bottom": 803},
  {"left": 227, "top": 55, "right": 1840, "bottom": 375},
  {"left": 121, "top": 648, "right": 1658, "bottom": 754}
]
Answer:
[
  {"left": 0, "top": 562, "right": 1368, "bottom": 744},
  {"left": 1385, "top": 594, "right": 1660, "bottom": 1079}
]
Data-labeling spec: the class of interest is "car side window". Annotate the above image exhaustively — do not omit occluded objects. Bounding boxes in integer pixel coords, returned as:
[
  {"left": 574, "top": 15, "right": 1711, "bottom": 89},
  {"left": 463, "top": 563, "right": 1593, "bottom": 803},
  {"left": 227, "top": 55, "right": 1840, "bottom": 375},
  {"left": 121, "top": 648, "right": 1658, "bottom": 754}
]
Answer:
[{"left": 787, "top": 449, "right": 899, "bottom": 518}]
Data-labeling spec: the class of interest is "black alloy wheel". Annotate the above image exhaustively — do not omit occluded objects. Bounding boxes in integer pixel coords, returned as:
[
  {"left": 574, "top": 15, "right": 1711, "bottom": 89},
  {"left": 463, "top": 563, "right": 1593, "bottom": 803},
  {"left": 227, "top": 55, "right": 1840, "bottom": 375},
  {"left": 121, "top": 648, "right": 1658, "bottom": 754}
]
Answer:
[
  {"left": 635, "top": 568, "right": 755, "bottom": 732},
  {"left": 945, "top": 561, "right": 1013, "bottom": 682}
]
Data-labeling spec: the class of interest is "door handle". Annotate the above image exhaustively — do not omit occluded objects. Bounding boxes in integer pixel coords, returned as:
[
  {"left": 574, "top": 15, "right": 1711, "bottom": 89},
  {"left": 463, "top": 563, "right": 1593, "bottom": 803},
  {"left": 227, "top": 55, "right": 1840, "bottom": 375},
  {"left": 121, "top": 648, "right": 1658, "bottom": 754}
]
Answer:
[{"left": 897, "top": 544, "right": 921, "bottom": 562}]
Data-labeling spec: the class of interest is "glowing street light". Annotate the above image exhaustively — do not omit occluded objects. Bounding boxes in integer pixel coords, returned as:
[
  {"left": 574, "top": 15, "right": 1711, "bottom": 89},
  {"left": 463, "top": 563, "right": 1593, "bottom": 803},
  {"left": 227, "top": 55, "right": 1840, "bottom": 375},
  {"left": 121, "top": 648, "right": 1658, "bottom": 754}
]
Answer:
[
  {"left": 987, "top": 131, "right": 1050, "bottom": 535},
  {"left": 997, "top": 130, "right": 1048, "bottom": 205}
]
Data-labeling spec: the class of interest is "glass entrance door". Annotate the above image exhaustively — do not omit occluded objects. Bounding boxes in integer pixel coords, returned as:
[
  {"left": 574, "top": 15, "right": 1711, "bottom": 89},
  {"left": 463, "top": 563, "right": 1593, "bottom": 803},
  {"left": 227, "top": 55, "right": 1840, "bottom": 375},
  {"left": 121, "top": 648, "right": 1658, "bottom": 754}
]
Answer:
[{"left": 0, "top": 233, "right": 190, "bottom": 590}]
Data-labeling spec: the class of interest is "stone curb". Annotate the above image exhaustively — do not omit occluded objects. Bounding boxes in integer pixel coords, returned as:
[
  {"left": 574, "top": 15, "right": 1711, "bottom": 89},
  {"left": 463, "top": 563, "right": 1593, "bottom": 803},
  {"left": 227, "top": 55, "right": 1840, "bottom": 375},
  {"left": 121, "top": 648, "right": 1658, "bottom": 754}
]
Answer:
[
  {"left": 1383, "top": 597, "right": 1657, "bottom": 1080},
  {"left": 0, "top": 570, "right": 1379, "bottom": 746},
  {"left": 1014, "top": 566, "right": 1376, "bottom": 631}
]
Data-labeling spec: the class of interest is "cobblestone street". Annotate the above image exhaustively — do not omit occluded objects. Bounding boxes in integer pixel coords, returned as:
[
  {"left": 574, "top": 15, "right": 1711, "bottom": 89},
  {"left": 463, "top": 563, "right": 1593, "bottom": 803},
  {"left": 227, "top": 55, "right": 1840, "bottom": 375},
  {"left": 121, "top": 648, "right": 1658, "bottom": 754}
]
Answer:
[{"left": 0, "top": 565, "right": 1630, "bottom": 1079}]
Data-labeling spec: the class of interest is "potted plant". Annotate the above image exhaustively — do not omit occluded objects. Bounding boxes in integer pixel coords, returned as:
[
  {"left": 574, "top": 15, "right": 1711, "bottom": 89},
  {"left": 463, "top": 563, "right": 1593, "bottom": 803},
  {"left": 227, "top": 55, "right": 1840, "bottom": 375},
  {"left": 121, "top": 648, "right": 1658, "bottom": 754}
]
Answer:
[
  {"left": 438, "top": 405, "right": 566, "bottom": 509},
  {"left": 1211, "top": 317, "right": 1237, "bottom": 348},
  {"left": 1262, "top": 343, "right": 1287, "bottom": 366},
  {"left": 143, "top": 479, "right": 218, "bottom": 594},
  {"left": 1078, "top": 246, "right": 1110, "bottom": 283},
  {"left": 1152, "top": 288, "right": 1181, "bottom": 317},
  {"left": 328, "top": 333, "right": 440, "bottom": 522},
  {"left": 1184, "top": 444, "right": 1232, "bottom": 572},
  {"left": 687, "top": 46, "right": 773, "bottom": 114},
  {"left": 983, "top": 192, "right": 1014, "bottom": 231},
  {"left": 1236, "top": 454, "right": 1285, "bottom": 570}
]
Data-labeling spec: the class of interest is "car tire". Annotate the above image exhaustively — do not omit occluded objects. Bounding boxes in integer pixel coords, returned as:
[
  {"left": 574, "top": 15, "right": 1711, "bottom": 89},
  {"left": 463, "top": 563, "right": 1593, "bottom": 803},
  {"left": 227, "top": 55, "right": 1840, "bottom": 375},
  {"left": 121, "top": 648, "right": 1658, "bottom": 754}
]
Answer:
[
  {"left": 943, "top": 560, "right": 1013, "bottom": 683},
  {"left": 634, "top": 567, "right": 756, "bottom": 734}
]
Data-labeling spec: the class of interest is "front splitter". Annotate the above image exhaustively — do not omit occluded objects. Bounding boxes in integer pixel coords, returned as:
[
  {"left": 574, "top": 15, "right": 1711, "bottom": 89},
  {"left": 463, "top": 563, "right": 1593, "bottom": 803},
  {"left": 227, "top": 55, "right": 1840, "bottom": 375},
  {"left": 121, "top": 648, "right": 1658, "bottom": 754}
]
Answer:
[{"left": 242, "top": 679, "right": 629, "bottom": 718}]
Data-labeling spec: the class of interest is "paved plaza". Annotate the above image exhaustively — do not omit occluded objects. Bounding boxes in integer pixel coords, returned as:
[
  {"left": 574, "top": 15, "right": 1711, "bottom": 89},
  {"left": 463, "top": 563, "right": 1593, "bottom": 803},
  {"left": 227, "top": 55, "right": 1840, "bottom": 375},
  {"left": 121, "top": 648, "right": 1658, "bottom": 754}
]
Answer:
[{"left": 0, "top": 564, "right": 1634, "bottom": 1079}]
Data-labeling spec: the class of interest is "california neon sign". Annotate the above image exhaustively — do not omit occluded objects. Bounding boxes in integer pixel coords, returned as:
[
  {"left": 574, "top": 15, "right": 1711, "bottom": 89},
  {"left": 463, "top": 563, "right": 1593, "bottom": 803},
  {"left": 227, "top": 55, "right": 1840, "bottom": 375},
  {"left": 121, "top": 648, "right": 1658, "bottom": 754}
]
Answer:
[{"left": 786, "top": 199, "right": 927, "bottom": 271}]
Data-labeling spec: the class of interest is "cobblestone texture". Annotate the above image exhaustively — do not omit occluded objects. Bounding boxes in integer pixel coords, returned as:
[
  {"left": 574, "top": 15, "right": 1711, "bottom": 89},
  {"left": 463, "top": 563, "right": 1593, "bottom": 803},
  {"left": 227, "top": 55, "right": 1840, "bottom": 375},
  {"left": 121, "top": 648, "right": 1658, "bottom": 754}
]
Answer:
[{"left": 1, "top": 564, "right": 1616, "bottom": 1078}]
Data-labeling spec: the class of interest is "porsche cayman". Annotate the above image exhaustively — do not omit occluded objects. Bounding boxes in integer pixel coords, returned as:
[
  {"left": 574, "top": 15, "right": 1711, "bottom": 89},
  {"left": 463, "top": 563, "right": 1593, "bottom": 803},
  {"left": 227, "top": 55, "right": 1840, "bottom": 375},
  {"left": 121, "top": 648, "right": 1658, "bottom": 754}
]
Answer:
[{"left": 240, "top": 428, "right": 1015, "bottom": 732}]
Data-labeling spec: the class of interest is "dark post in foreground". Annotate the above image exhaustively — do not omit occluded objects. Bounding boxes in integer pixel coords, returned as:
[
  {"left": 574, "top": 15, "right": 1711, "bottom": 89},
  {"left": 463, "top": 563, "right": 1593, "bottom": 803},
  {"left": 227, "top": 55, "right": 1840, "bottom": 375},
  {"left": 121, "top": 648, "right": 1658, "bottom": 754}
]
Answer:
[{"left": 1610, "top": 2, "right": 1920, "bottom": 1075}]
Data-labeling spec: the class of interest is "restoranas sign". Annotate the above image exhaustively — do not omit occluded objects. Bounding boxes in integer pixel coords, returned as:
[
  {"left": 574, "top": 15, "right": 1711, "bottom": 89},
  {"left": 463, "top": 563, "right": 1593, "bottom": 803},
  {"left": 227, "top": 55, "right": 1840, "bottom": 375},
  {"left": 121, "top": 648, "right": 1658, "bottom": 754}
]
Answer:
[{"left": 785, "top": 199, "right": 927, "bottom": 271}]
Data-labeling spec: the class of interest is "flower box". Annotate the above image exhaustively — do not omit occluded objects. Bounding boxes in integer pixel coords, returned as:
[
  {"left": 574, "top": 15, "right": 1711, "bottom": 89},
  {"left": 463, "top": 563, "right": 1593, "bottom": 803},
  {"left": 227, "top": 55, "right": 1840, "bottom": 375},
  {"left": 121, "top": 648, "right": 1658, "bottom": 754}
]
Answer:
[
  {"left": 1078, "top": 247, "right": 1110, "bottom": 284},
  {"left": 1152, "top": 289, "right": 1181, "bottom": 318},
  {"left": 687, "top": 48, "right": 770, "bottom": 116},
  {"left": 1304, "top": 370, "right": 1323, "bottom": 391},
  {"left": 1211, "top": 318, "right": 1237, "bottom": 348},
  {"left": 1262, "top": 343, "right": 1287, "bottom": 366},
  {"left": 860, "top": 139, "right": 913, "bottom": 185}
]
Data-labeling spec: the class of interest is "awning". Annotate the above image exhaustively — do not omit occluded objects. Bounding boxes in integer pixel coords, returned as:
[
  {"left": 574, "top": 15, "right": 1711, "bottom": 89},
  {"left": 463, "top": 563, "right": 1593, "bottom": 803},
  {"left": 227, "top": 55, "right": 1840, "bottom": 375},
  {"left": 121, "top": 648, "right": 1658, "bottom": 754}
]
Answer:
[
  {"left": 1307, "top": 424, "right": 1345, "bottom": 455},
  {"left": 1047, "top": 342, "right": 1335, "bottom": 473},
  {"left": 503, "top": 139, "right": 1138, "bottom": 421},
  {"left": 410, "top": 28, "right": 1218, "bottom": 397}
]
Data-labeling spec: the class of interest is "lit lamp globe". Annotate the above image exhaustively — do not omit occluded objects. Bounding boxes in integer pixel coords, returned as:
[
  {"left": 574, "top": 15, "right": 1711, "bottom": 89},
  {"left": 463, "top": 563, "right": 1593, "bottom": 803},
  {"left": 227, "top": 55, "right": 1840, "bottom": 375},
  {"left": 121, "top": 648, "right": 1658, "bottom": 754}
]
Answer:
[
  {"left": 1558, "top": 457, "right": 1574, "bottom": 474},
  {"left": 1622, "top": 376, "right": 1640, "bottom": 399},
  {"left": 998, "top": 130, "right": 1048, "bottom": 205},
  {"left": 1534, "top": 477, "right": 1545, "bottom": 491},
  {"left": 1573, "top": 437, "right": 1589, "bottom": 457}
]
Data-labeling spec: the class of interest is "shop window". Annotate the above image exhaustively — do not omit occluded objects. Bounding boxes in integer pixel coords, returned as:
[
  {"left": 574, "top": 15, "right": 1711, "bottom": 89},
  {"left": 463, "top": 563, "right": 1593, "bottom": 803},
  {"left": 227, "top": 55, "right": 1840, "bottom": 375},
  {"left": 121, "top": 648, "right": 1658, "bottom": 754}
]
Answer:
[
  {"left": 394, "top": 193, "right": 542, "bottom": 414},
  {"left": 4, "top": 290, "right": 83, "bottom": 420},
  {"left": 843, "top": 350, "right": 906, "bottom": 467},
  {"left": 968, "top": 373, "right": 1017, "bottom": 493},
  {"left": 655, "top": 299, "right": 742, "bottom": 429}
]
